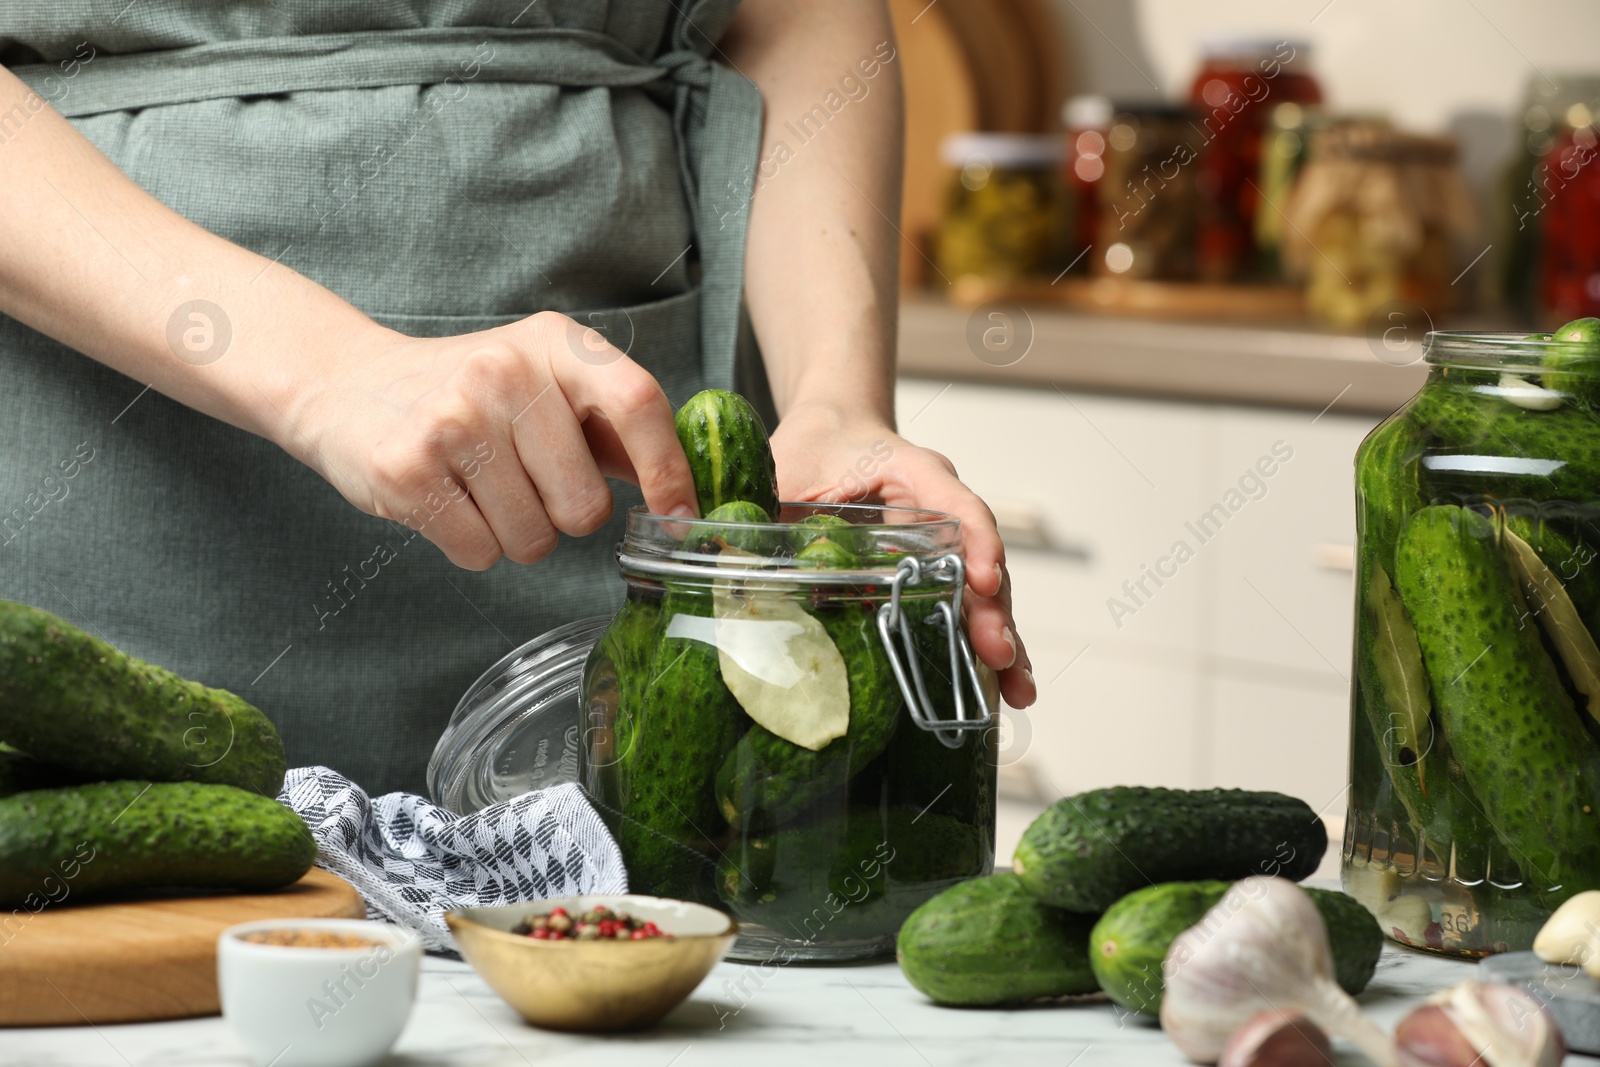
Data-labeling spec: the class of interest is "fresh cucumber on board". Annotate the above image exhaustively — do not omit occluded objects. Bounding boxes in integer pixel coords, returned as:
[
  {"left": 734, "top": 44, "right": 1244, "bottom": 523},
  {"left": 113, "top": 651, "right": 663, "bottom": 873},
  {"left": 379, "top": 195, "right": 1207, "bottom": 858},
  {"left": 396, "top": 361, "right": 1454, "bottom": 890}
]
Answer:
[
  {"left": 1011, "top": 787, "right": 1326, "bottom": 913},
  {"left": 674, "top": 389, "right": 780, "bottom": 520},
  {"left": 1392, "top": 504, "right": 1600, "bottom": 899},
  {"left": 896, "top": 872, "right": 1100, "bottom": 1006},
  {"left": 0, "top": 601, "right": 287, "bottom": 795},
  {"left": 1089, "top": 880, "right": 1383, "bottom": 1015},
  {"left": 0, "top": 780, "right": 315, "bottom": 908}
]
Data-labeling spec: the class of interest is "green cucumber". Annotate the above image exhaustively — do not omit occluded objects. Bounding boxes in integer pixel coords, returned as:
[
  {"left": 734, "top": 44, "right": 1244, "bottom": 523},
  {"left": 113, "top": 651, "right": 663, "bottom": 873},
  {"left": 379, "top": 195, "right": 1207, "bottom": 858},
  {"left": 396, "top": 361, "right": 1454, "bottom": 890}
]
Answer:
[
  {"left": 1543, "top": 317, "right": 1600, "bottom": 402},
  {"left": 790, "top": 514, "right": 862, "bottom": 555},
  {"left": 601, "top": 590, "right": 743, "bottom": 902},
  {"left": 1090, "top": 880, "right": 1383, "bottom": 1015},
  {"left": 1506, "top": 513, "right": 1600, "bottom": 640},
  {"left": 0, "top": 601, "right": 287, "bottom": 795},
  {"left": 1356, "top": 412, "right": 1428, "bottom": 576},
  {"left": 1410, "top": 378, "right": 1600, "bottom": 500},
  {"left": 0, "top": 781, "right": 315, "bottom": 908},
  {"left": 1012, "top": 787, "right": 1326, "bottom": 913},
  {"left": 583, "top": 597, "right": 661, "bottom": 806},
  {"left": 674, "top": 389, "right": 779, "bottom": 520},
  {"left": 717, "top": 806, "right": 982, "bottom": 944},
  {"left": 794, "top": 537, "right": 858, "bottom": 570},
  {"left": 896, "top": 872, "right": 1100, "bottom": 1006},
  {"left": 714, "top": 602, "right": 901, "bottom": 832},
  {"left": 687, "top": 501, "right": 783, "bottom": 556},
  {"left": 1393, "top": 505, "right": 1600, "bottom": 895}
]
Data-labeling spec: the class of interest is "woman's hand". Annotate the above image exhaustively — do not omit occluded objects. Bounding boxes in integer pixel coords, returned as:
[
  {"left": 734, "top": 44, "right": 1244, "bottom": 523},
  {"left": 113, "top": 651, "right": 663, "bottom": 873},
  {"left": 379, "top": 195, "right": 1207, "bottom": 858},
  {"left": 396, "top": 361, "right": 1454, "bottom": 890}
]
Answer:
[
  {"left": 770, "top": 401, "right": 1036, "bottom": 710},
  {"left": 279, "top": 312, "right": 698, "bottom": 570}
]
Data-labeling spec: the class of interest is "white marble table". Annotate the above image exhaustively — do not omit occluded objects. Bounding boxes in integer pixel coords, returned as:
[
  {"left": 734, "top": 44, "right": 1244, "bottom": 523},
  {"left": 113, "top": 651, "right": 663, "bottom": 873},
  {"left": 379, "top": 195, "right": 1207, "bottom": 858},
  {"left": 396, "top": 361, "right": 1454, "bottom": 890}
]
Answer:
[{"left": 5, "top": 945, "right": 1598, "bottom": 1067}]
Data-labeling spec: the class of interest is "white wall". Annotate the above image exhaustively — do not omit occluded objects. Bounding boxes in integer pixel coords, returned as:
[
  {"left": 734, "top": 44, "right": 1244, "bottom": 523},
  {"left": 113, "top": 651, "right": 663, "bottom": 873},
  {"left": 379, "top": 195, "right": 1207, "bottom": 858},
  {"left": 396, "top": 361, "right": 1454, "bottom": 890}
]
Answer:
[{"left": 1052, "top": 0, "right": 1600, "bottom": 130}]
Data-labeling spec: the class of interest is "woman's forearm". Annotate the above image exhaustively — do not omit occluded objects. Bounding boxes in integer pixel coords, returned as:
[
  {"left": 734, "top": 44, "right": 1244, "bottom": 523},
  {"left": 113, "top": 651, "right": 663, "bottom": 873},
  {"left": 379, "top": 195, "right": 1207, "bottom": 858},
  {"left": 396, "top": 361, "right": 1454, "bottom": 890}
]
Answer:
[
  {"left": 0, "top": 66, "right": 390, "bottom": 452},
  {"left": 724, "top": 0, "right": 903, "bottom": 424}
]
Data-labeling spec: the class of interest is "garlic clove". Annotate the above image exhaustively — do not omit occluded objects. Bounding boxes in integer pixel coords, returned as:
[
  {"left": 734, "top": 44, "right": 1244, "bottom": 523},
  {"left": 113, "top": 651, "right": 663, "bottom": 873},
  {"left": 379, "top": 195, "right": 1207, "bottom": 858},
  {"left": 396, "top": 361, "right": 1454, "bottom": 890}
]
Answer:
[
  {"left": 1219, "top": 1009, "right": 1331, "bottom": 1067},
  {"left": 1396, "top": 981, "right": 1564, "bottom": 1067},
  {"left": 1533, "top": 889, "right": 1600, "bottom": 976},
  {"left": 1394, "top": 1003, "right": 1485, "bottom": 1066},
  {"left": 1499, "top": 372, "right": 1565, "bottom": 411},
  {"left": 1160, "top": 877, "right": 1399, "bottom": 1066},
  {"left": 1376, "top": 893, "right": 1435, "bottom": 947}
]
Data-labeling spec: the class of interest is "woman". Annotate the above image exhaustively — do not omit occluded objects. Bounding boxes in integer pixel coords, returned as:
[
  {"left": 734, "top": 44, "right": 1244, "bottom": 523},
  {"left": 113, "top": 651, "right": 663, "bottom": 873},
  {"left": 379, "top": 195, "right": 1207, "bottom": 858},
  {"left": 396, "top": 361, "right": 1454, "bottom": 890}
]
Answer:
[{"left": 0, "top": 0, "right": 1033, "bottom": 795}]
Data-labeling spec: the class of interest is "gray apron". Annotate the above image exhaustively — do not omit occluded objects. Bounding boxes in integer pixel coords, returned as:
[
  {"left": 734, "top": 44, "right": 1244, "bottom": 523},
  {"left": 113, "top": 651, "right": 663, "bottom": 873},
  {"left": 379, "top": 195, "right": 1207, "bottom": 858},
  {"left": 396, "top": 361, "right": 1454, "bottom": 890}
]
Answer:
[{"left": 0, "top": 1, "right": 764, "bottom": 794}]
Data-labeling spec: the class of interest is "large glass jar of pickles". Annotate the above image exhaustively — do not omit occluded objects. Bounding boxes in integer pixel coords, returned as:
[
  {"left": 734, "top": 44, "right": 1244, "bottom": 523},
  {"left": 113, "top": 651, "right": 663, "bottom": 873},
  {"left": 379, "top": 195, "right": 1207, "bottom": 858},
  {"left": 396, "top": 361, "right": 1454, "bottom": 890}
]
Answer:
[
  {"left": 580, "top": 503, "right": 998, "bottom": 963},
  {"left": 1345, "top": 322, "right": 1600, "bottom": 958}
]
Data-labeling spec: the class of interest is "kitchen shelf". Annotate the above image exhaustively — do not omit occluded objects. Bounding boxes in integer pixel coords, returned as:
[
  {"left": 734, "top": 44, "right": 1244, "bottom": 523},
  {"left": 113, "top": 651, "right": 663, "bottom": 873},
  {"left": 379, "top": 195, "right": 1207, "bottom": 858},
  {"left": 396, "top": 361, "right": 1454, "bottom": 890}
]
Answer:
[{"left": 897, "top": 295, "right": 1427, "bottom": 416}]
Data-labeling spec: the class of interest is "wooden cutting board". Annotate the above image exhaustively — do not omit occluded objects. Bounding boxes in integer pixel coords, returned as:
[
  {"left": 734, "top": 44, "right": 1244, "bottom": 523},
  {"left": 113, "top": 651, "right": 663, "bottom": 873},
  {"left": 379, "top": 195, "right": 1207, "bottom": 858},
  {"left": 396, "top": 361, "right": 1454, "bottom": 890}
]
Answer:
[{"left": 0, "top": 868, "right": 365, "bottom": 1026}]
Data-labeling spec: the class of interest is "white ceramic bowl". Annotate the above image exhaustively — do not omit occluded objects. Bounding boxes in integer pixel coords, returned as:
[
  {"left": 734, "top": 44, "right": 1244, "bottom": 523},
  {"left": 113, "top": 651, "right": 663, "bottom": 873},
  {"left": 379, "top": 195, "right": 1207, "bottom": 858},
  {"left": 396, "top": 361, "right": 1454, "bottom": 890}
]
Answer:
[{"left": 218, "top": 918, "right": 422, "bottom": 1067}]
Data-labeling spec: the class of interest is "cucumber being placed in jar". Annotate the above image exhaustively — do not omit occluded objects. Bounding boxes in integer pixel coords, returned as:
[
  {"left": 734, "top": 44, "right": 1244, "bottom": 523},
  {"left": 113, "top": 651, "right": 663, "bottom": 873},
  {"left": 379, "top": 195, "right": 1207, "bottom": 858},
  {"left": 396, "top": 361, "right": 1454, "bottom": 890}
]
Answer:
[
  {"left": 1011, "top": 787, "right": 1326, "bottom": 913},
  {"left": 0, "top": 601, "right": 287, "bottom": 795},
  {"left": 674, "top": 389, "right": 779, "bottom": 520},
  {"left": 686, "top": 500, "right": 783, "bottom": 556},
  {"left": 714, "top": 602, "right": 901, "bottom": 832},
  {"left": 1090, "top": 881, "right": 1382, "bottom": 1015},
  {"left": 0, "top": 780, "right": 315, "bottom": 908},
  {"left": 896, "top": 872, "right": 1100, "bottom": 1006},
  {"left": 602, "top": 590, "right": 744, "bottom": 902},
  {"left": 1393, "top": 505, "right": 1600, "bottom": 896},
  {"left": 717, "top": 806, "right": 982, "bottom": 944}
]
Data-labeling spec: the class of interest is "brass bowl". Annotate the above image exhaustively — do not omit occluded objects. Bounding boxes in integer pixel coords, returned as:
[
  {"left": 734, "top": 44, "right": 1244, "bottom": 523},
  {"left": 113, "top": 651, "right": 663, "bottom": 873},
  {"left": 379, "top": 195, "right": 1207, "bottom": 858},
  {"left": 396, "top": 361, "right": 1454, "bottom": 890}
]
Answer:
[{"left": 445, "top": 895, "right": 737, "bottom": 1032}]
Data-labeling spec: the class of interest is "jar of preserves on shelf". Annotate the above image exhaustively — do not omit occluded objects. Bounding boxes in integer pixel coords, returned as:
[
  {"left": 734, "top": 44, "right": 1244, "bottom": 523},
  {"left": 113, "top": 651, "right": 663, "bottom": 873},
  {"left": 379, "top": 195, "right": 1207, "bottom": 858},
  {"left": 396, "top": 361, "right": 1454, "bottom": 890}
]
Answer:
[
  {"left": 1188, "top": 36, "right": 1322, "bottom": 281},
  {"left": 1345, "top": 330, "right": 1600, "bottom": 957},
  {"left": 430, "top": 503, "right": 999, "bottom": 964},
  {"left": 1095, "top": 104, "right": 1202, "bottom": 281},
  {"left": 1282, "top": 123, "right": 1477, "bottom": 329},
  {"left": 935, "top": 133, "right": 1068, "bottom": 282}
]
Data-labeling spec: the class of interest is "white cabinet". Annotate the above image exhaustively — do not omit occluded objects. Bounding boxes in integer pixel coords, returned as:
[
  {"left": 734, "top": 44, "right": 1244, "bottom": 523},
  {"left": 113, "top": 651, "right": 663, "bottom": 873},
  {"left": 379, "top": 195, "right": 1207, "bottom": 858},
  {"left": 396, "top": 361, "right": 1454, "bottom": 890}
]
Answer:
[{"left": 895, "top": 378, "right": 1382, "bottom": 811}]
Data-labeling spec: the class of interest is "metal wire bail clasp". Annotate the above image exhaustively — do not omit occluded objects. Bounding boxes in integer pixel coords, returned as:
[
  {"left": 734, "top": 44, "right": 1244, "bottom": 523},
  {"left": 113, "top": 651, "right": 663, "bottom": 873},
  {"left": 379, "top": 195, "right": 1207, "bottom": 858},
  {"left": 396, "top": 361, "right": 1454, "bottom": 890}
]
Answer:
[{"left": 875, "top": 554, "right": 995, "bottom": 748}]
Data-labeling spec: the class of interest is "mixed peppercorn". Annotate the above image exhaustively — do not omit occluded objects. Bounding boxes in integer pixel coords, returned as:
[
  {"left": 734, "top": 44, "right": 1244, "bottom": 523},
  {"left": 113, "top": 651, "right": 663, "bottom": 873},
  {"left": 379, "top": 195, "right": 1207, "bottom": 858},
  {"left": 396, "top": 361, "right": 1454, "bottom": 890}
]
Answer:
[{"left": 510, "top": 905, "right": 671, "bottom": 941}]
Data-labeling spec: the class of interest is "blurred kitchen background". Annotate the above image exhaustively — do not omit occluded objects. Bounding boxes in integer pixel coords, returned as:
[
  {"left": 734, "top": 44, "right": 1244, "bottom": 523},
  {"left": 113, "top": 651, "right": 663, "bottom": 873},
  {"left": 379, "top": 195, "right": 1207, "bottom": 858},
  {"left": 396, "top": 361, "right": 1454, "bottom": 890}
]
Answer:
[{"left": 885, "top": 0, "right": 1600, "bottom": 871}]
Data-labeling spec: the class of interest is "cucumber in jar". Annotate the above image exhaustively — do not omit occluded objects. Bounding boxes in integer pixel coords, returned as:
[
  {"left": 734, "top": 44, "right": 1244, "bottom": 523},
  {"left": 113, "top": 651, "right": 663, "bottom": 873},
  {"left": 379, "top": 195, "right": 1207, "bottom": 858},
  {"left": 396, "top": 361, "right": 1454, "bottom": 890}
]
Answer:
[
  {"left": 600, "top": 589, "right": 744, "bottom": 903},
  {"left": 714, "top": 598, "right": 901, "bottom": 832},
  {"left": 1393, "top": 504, "right": 1600, "bottom": 899},
  {"left": 716, "top": 805, "right": 983, "bottom": 944}
]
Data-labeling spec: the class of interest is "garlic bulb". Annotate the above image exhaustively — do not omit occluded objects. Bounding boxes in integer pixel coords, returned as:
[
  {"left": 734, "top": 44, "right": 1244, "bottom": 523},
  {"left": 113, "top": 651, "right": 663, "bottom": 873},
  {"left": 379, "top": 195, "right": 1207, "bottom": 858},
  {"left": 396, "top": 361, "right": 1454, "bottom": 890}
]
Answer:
[
  {"left": 1160, "top": 876, "right": 1398, "bottom": 1066},
  {"left": 1395, "top": 981, "right": 1563, "bottom": 1066},
  {"left": 1533, "top": 889, "right": 1600, "bottom": 977},
  {"left": 1219, "top": 1009, "right": 1331, "bottom": 1067}
]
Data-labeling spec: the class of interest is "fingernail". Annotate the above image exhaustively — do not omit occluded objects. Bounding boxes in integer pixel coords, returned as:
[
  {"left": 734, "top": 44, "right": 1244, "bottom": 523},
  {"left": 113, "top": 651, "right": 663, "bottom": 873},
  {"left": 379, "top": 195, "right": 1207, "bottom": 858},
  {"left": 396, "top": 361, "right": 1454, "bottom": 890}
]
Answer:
[
  {"left": 999, "top": 627, "right": 1018, "bottom": 669},
  {"left": 668, "top": 504, "right": 696, "bottom": 519},
  {"left": 1023, "top": 667, "right": 1035, "bottom": 688},
  {"left": 994, "top": 562, "right": 1004, "bottom": 584}
]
